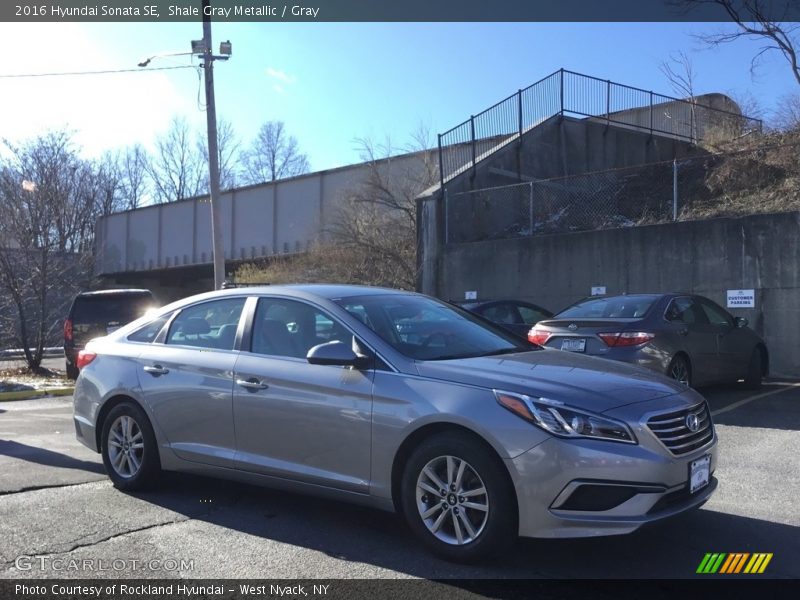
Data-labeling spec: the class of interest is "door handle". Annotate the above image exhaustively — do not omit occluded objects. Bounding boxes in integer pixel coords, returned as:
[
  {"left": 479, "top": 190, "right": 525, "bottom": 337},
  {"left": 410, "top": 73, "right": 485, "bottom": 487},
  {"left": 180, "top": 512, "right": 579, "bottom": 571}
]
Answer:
[
  {"left": 143, "top": 365, "right": 169, "bottom": 376},
  {"left": 236, "top": 378, "right": 269, "bottom": 391}
]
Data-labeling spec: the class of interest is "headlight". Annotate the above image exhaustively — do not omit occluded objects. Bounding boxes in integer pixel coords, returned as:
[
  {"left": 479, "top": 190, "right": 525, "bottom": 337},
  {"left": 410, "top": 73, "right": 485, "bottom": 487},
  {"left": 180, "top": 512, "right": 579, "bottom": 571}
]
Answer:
[{"left": 494, "top": 390, "right": 636, "bottom": 444}]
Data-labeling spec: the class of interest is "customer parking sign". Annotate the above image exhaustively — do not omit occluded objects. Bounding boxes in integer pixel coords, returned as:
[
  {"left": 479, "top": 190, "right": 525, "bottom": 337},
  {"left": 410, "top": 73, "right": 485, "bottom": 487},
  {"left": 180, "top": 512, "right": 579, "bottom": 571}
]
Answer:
[{"left": 726, "top": 289, "right": 755, "bottom": 308}]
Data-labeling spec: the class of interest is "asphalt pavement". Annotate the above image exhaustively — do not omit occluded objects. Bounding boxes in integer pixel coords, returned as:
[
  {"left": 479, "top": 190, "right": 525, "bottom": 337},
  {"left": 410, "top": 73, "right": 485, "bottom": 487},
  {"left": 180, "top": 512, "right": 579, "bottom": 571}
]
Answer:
[{"left": 0, "top": 382, "right": 798, "bottom": 579}]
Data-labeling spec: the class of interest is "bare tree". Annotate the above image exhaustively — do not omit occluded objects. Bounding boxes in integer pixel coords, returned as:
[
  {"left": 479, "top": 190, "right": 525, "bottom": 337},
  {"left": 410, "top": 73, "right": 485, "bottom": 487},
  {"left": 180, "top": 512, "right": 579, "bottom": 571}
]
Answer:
[
  {"left": 199, "top": 118, "right": 240, "bottom": 191},
  {"left": 773, "top": 92, "right": 800, "bottom": 129},
  {"left": 147, "top": 117, "right": 205, "bottom": 203},
  {"left": 660, "top": 51, "right": 699, "bottom": 142},
  {"left": 675, "top": 1, "right": 800, "bottom": 86},
  {"left": 242, "top": 121, "right": 309, "bottom": 183},
  {"left": 328, "top": 127, "right": 438, "bottom": 289},
  {"left": 118, "top": 144, "right": 150, "bottom": 209},
  {"left": 0, "top": 131, "right": 93, "bottom": 370}
]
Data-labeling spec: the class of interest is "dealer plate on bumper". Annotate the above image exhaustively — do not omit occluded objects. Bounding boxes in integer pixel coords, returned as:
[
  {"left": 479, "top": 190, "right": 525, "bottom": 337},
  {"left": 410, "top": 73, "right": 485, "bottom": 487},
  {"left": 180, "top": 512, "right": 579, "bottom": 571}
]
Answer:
[
  {"left": 689, "top": 454, "right": 711, "bottom": 493},
  {"left": 560, "top": 338, "right": 586, "bottom": 352}
]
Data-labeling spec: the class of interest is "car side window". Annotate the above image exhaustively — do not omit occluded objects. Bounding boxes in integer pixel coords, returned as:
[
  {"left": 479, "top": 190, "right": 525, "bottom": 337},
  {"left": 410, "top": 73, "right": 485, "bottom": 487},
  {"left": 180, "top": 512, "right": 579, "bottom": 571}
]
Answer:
[
  {"left": 166, "top": 298, "right": 245, "bottom": 350},
  {"left": 482, "top": 304, "right": 521, "bottom": 324},
  {"left": 665, "top": 298, "right": 708, "bottom": 325},
  {"left": 517, "top": 305, "right": 549, "bottom": 325},
  {"left": 251, "top": 298, "right": 351, "bottom": 359},
  {"left": 127, "top": 313, "right": 172, "bottom": 343},
  {"left": 698, "top": 299, "right": 733, "bottom": 327}
]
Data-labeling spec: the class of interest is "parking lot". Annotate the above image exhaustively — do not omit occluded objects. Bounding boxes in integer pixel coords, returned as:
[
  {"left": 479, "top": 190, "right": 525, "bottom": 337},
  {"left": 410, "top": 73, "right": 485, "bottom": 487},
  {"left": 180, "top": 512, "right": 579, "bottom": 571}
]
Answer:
[{"left": 1, "top": 382, "right": 798, "bottom": 579}]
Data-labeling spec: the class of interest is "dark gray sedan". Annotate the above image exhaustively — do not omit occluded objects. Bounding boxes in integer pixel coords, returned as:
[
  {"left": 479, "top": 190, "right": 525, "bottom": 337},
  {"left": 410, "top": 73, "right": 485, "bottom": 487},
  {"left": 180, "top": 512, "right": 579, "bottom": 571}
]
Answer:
[{"left": 528, "top": 293, "right": 768, "bottom": 388}]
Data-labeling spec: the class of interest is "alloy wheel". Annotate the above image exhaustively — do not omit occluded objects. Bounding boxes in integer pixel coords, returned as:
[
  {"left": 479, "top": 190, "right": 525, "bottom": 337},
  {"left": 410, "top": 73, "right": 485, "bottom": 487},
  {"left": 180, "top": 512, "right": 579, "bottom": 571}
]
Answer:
[
  {"left": 670, "top": 359, "right": 690, "bottom": 386},
  {"left": 415, "top": 455, "right": 489, "bottom": 545},
  {"left": 107, "top": 415, "right": 145, "bottom": 478}
]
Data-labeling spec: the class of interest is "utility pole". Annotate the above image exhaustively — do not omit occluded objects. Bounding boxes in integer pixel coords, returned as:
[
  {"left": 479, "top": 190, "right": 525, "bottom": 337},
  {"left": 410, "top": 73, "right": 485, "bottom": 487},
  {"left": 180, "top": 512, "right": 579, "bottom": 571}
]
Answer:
[{"left": 202, "top": 0, "right": 226, "bottom": 290}]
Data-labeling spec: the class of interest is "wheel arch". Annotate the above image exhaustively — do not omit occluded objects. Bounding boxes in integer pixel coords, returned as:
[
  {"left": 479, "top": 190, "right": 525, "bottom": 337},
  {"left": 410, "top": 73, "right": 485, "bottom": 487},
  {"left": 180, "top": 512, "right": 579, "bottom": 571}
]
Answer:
[
  {"left": 94, "top": 394, "right": 150, "bottom": 451},
  {"left": 389, "top": 422, "right": 518, "bottom": 519},
  {"left": 669, "top": 351, "right": 692, "bottom": 377}
]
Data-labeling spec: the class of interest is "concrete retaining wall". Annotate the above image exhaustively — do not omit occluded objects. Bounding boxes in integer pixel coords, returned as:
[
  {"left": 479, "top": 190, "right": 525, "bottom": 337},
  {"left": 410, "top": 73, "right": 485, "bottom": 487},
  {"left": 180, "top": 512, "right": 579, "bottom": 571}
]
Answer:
[{"left": 434, "top": 211, "right": 800, "bottom": 378}]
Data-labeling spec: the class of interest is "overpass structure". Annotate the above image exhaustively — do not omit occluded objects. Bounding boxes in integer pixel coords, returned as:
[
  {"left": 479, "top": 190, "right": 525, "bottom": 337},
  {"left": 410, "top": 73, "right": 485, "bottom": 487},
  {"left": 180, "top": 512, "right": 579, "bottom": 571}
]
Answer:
[{"left": 95, "top": 68, "right": 759, "bottom": 303}]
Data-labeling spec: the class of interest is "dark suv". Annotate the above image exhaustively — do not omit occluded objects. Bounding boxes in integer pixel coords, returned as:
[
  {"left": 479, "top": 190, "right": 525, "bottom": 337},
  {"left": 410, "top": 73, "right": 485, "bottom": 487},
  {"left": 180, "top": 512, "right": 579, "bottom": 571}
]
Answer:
[{"left": 64, "top": 289, "right": 155, "bottom": 379}]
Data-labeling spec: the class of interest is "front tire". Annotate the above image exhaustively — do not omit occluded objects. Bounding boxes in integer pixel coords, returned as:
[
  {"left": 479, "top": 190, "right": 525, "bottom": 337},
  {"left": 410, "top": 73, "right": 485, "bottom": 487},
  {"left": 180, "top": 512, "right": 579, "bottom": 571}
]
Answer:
[
  {"left": 400, "top": 432, "right": 516, "bottom": 562},
  {"left": 743, "top": 347, "right": 763, "bottom": 390},
  {"left": 100, "top": 402, "right": 161, "bottom": 491}
]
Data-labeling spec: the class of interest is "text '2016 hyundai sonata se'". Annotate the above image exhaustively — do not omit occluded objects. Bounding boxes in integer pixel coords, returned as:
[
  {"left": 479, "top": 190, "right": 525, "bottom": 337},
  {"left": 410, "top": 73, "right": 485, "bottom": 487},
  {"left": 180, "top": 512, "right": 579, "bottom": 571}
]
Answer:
[{"left": 73, "top": 285, "right": 717, "bottom": 562}]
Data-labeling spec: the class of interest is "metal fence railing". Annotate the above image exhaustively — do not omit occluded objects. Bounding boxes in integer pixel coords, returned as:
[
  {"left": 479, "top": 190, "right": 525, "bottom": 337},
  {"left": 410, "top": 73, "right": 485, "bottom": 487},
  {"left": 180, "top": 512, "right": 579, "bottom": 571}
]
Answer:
[
  {"left": 444, "top": 143, "right": 800, "bottom": 245},
  {"left": 438, "top": 69, "right": 763, "bottom": 186}
]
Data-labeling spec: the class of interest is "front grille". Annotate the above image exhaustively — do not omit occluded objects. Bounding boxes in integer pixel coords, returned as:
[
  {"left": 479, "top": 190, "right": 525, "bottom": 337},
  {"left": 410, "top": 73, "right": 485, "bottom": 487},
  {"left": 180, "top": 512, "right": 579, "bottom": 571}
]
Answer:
[{"left": 647, "top": 402, "right": 714, "bottom": 456}]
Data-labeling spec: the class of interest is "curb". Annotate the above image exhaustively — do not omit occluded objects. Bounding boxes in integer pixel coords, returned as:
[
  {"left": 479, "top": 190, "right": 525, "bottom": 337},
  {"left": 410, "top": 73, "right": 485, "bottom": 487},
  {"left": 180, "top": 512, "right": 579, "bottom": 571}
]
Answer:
[{"left": 0, "top": 387, "right": 75, "bottom": 402}]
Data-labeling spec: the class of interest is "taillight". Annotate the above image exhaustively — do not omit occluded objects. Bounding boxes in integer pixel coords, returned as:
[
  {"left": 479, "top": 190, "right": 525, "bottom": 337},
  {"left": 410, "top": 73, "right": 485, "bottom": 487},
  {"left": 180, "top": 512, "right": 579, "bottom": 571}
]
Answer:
[
  {"left": 528, "top": 329, "right": 551, "bottom": 346},
  {"left": 64, "top": 319, "right": 73, "bottom": 342},
  {"left": 76, "top": 350, "right": 97, "bottom": 370},
  {"left": 598, "top": 332, "right": 655, "bottom": 347}
]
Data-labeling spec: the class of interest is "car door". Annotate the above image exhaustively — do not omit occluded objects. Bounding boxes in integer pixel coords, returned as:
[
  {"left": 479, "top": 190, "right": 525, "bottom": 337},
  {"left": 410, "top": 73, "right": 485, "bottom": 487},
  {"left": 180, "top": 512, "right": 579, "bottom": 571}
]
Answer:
[
  {"left": 232, "top": 296, "right": 373, "bottom": 493},
  {"left": 136, "top": 296, "right": 246, "bottom": 468},
  {"left": 696, "top": 297, "right": 750, "bottom": 381},
  {"left": 664, "top": 296, "right": 719, "bottom": 384}
]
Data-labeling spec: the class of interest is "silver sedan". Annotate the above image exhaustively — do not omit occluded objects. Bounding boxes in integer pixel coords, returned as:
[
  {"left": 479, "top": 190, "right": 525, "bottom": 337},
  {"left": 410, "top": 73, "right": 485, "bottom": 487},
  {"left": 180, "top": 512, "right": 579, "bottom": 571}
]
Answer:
[{"left": 73, "top": 285, "right": 717, "bottom": 562}]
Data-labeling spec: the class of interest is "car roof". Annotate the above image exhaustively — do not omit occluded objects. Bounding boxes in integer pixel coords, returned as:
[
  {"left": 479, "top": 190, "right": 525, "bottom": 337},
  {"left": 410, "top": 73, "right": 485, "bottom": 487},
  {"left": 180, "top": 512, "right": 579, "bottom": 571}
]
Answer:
[
  {"left": 76, "top": 289, "right": 152, "bottom": 297},
  {"left": 220, "top": 283, "right": 411, "bottom": 299}
]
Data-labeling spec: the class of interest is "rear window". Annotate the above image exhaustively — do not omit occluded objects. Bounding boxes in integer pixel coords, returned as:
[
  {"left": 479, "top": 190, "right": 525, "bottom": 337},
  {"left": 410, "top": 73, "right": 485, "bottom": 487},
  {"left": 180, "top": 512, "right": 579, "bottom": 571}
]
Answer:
[
  {"left": 557, "top": 295, "right": 658, "bottom": 319},
  {"left": 72, "top": 294, "right": 154, "bottom": 325}
]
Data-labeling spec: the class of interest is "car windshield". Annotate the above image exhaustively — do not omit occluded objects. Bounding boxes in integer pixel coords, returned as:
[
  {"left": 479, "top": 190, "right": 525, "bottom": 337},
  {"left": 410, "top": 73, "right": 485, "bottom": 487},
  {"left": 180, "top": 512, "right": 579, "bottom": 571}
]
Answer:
[
  {"left": 557, "top": 295, "right": 658, "bottom": 319},
  {"left": 333, "top": 294, "right": 530, "bottom": 361}
]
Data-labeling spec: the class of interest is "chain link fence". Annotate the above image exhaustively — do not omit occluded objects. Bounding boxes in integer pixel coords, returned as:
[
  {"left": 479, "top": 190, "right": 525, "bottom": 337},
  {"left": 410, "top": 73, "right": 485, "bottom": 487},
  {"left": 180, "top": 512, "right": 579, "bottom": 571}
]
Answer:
[{"left": 445, "top": 142, "right": 800, "bottom": 244}]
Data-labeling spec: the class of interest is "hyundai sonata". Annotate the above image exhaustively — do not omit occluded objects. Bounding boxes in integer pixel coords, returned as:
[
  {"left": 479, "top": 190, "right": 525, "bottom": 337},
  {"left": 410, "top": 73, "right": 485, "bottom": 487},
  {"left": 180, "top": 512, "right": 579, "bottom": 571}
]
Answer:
[{"left": 73, "top": 285, "right": 717, "bottom": 562}]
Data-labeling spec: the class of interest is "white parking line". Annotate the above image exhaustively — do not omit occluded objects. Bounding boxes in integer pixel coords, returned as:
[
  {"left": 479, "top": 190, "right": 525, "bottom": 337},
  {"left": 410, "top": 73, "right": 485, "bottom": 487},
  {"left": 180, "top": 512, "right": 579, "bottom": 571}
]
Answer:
[{"left": 710, "top": 382, "right": 800, "bottom": 417}]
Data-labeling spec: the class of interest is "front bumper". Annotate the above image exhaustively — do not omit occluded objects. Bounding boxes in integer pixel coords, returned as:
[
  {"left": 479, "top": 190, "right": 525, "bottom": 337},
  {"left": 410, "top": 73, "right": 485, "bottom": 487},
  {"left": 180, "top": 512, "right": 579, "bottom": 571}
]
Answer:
[{"left": 507, "top": 432, "right": 717, "bottom": 538}]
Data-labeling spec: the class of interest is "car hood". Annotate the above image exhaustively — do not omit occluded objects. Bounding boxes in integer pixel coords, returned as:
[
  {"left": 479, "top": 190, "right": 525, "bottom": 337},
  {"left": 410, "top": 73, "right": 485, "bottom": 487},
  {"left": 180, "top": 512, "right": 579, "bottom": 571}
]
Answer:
[{"left": 414, "top": 349, "right": 684, "bottom": 412}]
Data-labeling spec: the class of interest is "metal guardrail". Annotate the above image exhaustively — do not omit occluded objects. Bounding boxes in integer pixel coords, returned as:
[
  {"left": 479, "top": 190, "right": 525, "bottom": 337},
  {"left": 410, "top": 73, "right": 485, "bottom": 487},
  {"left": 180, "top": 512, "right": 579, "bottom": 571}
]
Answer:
[{"left": 437, "top": 68, "right": 763, "bottom": 186}]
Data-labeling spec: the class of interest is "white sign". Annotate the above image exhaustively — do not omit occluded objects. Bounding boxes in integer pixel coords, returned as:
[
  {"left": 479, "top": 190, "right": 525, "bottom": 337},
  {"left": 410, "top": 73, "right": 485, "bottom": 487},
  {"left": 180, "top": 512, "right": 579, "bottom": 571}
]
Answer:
[
  {"left": 591, "top": 286, "right": 606, "bottom": 296},
  {"left": 464, "top": 291, "right": 477, "bottom": 300},
  {"left": 727, "top": 289, "right": 755, "bottom": 308}
]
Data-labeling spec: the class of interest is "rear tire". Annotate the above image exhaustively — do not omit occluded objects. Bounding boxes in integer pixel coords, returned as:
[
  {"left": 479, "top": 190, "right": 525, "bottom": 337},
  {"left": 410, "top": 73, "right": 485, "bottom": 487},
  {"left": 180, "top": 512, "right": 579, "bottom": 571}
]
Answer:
[
  {"left": 667, "top": 355, "right": 692, "bottom": 387},
  {"left": 100, "top": 402, "right": 161, "bottom": 491},
  {"left": 65, "top": 361, "right": 79, "bottom": 380},
  {"left": 743, "top": 347, "right": 763, "bottom": 390},
  {"left": 400, "top": 431, "right": 517, "bottom": 563}
]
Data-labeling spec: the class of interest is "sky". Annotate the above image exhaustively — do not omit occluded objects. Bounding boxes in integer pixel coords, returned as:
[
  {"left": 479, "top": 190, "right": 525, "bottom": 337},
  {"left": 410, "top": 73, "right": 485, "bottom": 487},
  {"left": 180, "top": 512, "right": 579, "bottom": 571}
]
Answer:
[{"left": 0, "top": 21, "right": 796, "bottom": 171}]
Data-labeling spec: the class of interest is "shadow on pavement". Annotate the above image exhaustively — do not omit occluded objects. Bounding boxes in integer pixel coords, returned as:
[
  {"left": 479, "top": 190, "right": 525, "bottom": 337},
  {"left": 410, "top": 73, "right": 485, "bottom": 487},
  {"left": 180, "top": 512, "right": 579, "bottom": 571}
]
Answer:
[
  {"left": 127, "top": 472, "right": 799, "bottom": 579},
  {"left": 0, "top": 439, "right": 105, "bottom": 475},
  {"left": 702, "top": 382, "right": 800, "bottom": 431}
]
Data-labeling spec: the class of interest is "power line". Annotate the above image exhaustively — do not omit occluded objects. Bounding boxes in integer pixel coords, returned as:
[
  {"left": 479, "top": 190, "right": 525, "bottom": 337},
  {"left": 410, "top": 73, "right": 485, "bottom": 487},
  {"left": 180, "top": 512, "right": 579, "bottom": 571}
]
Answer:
[{"left": 0, "top": 65, "right": 195, "bottom": 79}]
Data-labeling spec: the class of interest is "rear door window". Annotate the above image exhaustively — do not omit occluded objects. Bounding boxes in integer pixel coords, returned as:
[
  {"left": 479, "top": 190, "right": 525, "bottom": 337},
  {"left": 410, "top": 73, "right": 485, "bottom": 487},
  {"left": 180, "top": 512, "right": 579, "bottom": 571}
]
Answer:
[
  {"left": 665, "top": 297, "right": 708, "bottom": 324},
  {"left": 166, "top": 298, "right": 245, "bottom": 350}
]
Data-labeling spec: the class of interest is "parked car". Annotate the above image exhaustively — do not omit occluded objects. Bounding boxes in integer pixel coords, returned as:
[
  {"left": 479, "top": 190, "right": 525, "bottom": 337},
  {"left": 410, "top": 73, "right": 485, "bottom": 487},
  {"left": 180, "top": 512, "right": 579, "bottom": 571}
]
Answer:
[
  {"left": 456, "top": 299, "right": 553, "bottom": 339},
  {"left": 64, "top": 289, "right": 155, "bottom": 379},
  {"left": 74, "top": 285, "right": 716, "bottom": 562},
  {"left": 528, "top": 293, "right": 767, "bottom": 388}
]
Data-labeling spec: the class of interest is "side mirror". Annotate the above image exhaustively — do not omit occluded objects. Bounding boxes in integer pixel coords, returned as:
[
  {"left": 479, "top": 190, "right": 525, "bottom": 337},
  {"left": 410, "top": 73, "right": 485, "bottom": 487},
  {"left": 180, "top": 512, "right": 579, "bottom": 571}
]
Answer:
[
  {"left": 307, "top": 341, "right": 363, "bottom": 367},
  {"left": 734, "top": 316, "right": 748, "bottom": 328}
]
